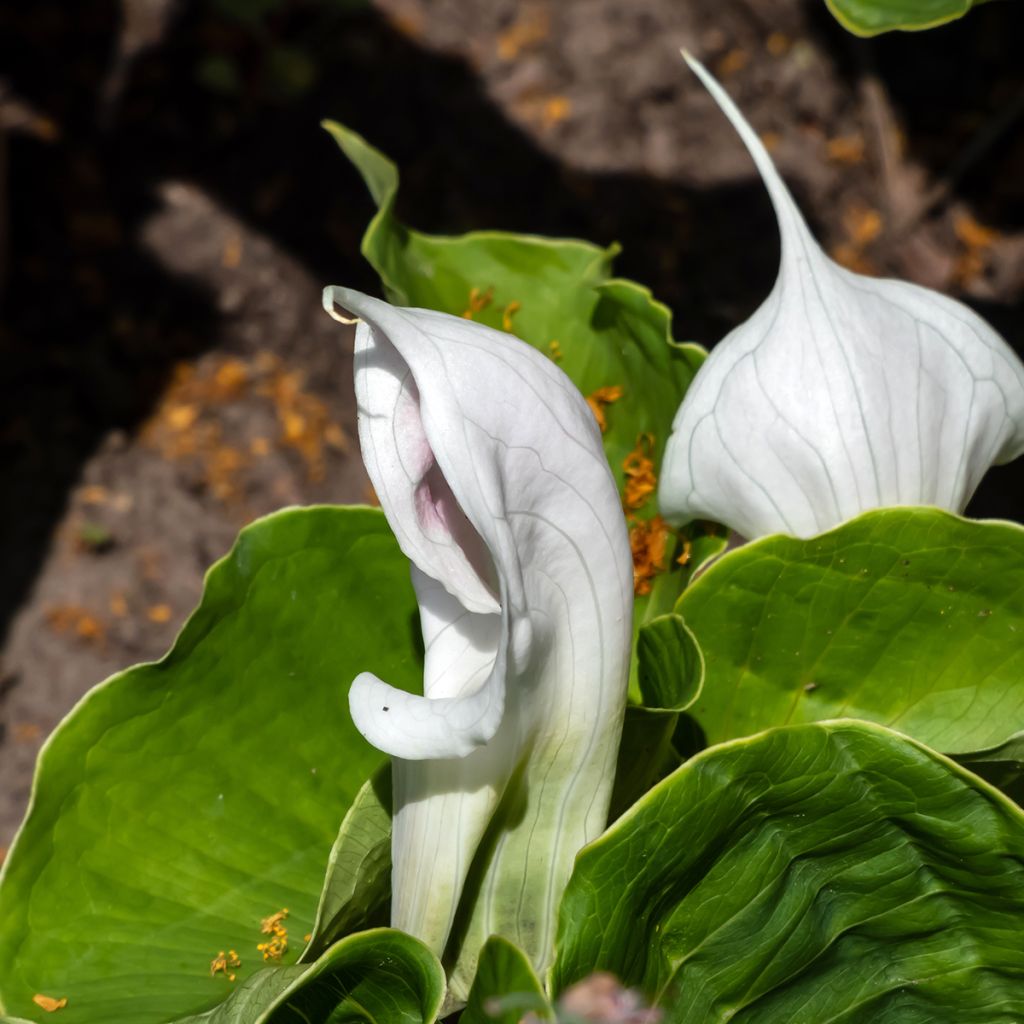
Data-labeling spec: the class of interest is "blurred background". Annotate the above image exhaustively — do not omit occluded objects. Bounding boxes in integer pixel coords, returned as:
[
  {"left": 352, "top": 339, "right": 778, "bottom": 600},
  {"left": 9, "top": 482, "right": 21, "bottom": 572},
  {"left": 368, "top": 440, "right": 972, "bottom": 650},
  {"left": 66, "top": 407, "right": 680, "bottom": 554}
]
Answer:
[{"left": 1, "top": 0, "right": 1022, "bottom": 849}]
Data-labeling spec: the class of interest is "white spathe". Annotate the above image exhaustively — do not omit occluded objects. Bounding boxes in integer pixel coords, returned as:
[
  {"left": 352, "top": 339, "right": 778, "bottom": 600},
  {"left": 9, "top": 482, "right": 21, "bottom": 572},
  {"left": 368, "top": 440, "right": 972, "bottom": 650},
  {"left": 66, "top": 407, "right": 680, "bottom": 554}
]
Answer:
[
  {"left": 660, "top": 55, "right": 1024, "bottom": 540},
  {"left": 324, "top": 286, "right": 632, "bottom": 988}
]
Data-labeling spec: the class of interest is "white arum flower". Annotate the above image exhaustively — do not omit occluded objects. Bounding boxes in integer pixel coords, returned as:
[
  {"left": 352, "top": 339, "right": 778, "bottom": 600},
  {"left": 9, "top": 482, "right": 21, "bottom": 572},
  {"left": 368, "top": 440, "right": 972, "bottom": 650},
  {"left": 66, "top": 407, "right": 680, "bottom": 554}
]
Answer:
[
  {"left": 324, "top": 286, "right": 632, "bottom": 994},
  {"left": 660, "top": 55, "right": 1024, "bottom": 540}
]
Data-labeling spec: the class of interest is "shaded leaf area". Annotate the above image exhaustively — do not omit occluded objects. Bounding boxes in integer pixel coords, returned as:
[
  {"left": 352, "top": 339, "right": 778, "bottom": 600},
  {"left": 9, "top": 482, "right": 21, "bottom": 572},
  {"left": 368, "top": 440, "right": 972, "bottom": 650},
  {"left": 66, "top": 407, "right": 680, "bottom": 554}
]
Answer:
[
  {"left": 679, "top": 509, "right": 1024, "bottom": 759},
  {"left": 554, "top": 721, "right": 1024, "bottom": 1023},
  {"left": 957, "top": 733, "right": 1024, "bottom": 806},
  {"left": 610, "top": 614, "right": 703, "bottom": 818},
  {"left": 324, "top": 122, "right": 720, "bottom": 683},
  {"left": 608, "top": 707, "right": 681, "bottom": 823},
  {"left": 0, "top": 508, "right": 421, "bottom": 1024},
  {"left": 826, "top": 0, "right": 986, "bottom": 35},
  {"left": 461, "top": 937, "right": 553, "bottom": 1024},
  {"left": 303, "top": 766, "right": 393, "bottom": 962},
  {"left": 636, "top": 614, "right": 704, "bottom": 713},
  {"left": 175, "top": 929, "right": 445, "bottom": 1024}
]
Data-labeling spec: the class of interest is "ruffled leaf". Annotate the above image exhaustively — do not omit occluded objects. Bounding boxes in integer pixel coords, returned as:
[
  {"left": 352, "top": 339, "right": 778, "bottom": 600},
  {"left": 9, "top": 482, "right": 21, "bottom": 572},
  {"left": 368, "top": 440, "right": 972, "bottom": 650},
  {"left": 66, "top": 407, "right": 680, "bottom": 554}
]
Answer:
[
  {"left": 554, "top": 720, "right": 1024, "bottom": 1021},
  {"left": 172, "top": 929, "right": 444, "bottom": 1024},
  {"left": 826, "top": 0, "right": 987, "bottom": 36}
]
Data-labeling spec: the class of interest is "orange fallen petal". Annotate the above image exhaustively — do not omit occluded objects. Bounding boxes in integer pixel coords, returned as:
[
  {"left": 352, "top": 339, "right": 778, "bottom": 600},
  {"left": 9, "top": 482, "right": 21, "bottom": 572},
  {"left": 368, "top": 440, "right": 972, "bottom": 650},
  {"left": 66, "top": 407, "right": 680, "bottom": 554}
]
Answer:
[
  {"left": 147, "top": 604, "right": 173, "bottom": 624},
  {"left": 32, "top": 994, "right": 68, "bottom": 1012},
  {"left": 585, "top": 385, "right": 624, "bottom": 433},
  {"left": 622, "top": 434, "right": 658, "bottom": 512}
]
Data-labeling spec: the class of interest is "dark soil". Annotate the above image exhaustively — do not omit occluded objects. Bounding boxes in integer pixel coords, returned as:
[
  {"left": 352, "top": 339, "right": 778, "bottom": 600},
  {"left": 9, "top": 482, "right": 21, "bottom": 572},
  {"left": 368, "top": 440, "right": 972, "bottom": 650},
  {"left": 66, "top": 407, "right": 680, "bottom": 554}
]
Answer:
[{"left": 2, "top": 0, "right": 1023, "bottom": 849}]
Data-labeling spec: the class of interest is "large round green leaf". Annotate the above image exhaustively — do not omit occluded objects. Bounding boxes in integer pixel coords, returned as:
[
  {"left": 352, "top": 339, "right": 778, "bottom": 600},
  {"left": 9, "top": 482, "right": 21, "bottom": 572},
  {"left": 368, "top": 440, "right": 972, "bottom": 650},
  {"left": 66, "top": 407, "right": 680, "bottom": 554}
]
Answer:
[
  {"left": 553, "top": 720, "right": 1024, "bottom": 1021},
  {"left": 0, "top": 507, "right": 420, "bottom": 1024},
  {"left": 174, "top": 929, "right": 445, "bottom": 1024},
  {"left": 679, "top": 509, "right": 1024, "bottom": 757},
  {"left": 826, "top": 0, "right": 987, "bottom": 35}
]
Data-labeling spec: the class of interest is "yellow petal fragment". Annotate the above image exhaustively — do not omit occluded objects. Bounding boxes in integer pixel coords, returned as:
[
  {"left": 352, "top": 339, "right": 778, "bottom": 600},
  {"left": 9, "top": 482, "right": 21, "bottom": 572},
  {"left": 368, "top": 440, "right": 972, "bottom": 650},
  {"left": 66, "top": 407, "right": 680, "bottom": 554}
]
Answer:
[
  {"left": 258, "top": 908, "right": 290, "bottom": 961},
  {"left": 33, "top": 994, "right": 68, "bottom": 1012},
  {"left": 461, "top": 286, "right": 494, "bottom": 320},
  {"left": 502, "top": 300, "right": 521, "bottom": 332},
  {"left": 623, "top": 434, "right": 657, "bottom": 511},
  {"left": 676, "top": 537, "right": 692, "bottom": 567},
  {"left": 260, "top": 908, "right": 289, "bottom": 934},
  {"left": 586, "top": 385, "right": 624, "bottom": 434},
  {"left": 954, "top": 212, "right": 999, "bottom": 250},
  {"left": 257, "top": 936, "right": 288, "bottom": 961},
  {"left": 210, "top": 949, "right": 242, "bottom": 977},
  {"left": 628, "top": 515, "right": 671, "bottom": 596},
  {"left": 826, "top": 134, "right": 866, "bottom": 165},
  {"left": 496, "top": 6, "right": 550, "bottom": 61},
  {"left": 147, "top": 603, "right": 173, "bottom": 624}
]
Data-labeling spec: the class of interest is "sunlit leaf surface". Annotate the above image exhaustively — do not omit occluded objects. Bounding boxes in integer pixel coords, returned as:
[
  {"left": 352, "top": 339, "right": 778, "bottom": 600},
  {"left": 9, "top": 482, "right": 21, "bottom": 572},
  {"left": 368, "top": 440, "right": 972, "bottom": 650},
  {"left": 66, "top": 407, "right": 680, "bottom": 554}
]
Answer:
[
  {"left": 0, "top": 508, "right": 420, "bottom": 1023},
  {"left": 679, "top": 508, "right": 1024, "bottom": 760}
]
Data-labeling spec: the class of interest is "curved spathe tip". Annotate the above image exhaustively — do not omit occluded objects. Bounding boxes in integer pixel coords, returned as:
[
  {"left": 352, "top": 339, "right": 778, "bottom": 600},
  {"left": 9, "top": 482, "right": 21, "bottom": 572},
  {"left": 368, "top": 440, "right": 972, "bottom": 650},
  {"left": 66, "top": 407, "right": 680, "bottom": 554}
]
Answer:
[
  {"left": 349, "top": 670, "right": 505, "bottom": 760},
  {"left": 323, "top": 285, "right": 363, "bottom": 324}
]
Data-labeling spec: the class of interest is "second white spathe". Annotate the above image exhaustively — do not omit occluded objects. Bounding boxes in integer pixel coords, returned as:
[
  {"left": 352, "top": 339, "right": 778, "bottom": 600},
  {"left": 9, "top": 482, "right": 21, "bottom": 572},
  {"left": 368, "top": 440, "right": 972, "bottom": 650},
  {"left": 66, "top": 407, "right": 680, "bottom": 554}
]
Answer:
[{"left": 660, "top": 55, "right": 1024, "bottom": 540}]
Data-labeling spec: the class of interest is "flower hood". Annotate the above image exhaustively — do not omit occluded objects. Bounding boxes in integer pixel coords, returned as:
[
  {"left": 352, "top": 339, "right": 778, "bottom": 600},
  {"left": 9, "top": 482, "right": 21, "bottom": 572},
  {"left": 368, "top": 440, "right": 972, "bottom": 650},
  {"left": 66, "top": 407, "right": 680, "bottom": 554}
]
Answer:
[{"left": 324, "top": 286, "right": 632, "bottom": 992}]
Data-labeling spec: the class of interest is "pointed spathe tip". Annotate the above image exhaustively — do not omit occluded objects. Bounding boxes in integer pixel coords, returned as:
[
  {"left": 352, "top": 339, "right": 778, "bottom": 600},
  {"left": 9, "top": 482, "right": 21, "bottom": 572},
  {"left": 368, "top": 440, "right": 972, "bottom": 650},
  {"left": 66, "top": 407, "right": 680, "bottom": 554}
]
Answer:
[
  {"left": 678, "top": 44, "right": 809, "bottom": 257},
  {"left": 679, "top": 50, "right": 730, "bottom": 105}
]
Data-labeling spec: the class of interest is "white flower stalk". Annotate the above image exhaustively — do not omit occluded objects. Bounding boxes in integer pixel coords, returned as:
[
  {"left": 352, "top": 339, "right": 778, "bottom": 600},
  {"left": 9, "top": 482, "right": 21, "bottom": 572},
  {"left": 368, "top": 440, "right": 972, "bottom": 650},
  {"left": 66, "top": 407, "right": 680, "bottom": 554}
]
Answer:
[
  {"left": 323, "top": 286, "right": 632, "bottom": 988},
  {"left": 660, "top": 55, "right": 1024, "bottom": 540}
]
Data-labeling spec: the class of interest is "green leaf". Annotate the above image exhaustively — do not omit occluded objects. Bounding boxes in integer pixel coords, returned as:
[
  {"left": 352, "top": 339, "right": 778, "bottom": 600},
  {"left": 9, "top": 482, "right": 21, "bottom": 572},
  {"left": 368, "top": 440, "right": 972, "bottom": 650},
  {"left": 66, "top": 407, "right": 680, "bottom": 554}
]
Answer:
[
  {"left": 636, "top": 614, "right": 704, "bottom": 713},
  {"left": 610, "top": 614, "right": 704, "bottom": 818},
  {"left": 608, "top": 707, "right": 681, "bottom": 822},
  {"left": 324, "top": 122, "right": 717, "bottom": 675},
  {"left": 825, "top": 0, "right": 987, "bottom": 35},
  {"left": 303, "top": 767, "right": 393, "bottom": 962},
  {"left": 679, "top": 508, "right": 1024, "bottom": 757},
  {"left": 173, "top": 964, "right": 309, "bottom": 1024},
  {"left": 461, "top": 937, "right": 553, "bottom": 1024},
  {"left": 553, "top": 720, "right": 1024, "bottom": 1022},
  {"left": 175, "top": 929, "right": 445, "bottom": 1024},
  {"left": 0, "top": 507, "right": 421, "bottom": 1024}
]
